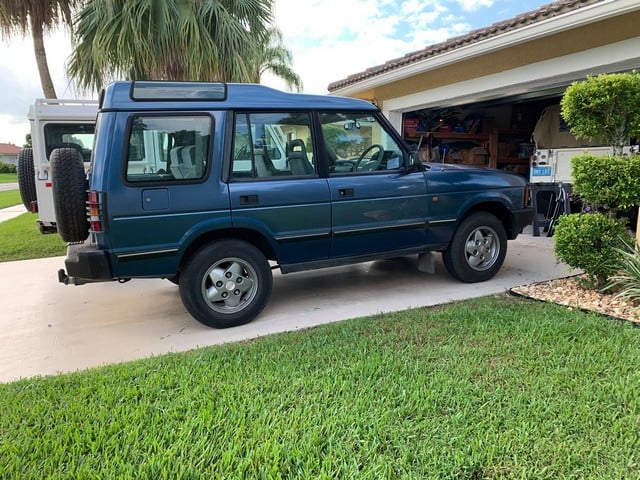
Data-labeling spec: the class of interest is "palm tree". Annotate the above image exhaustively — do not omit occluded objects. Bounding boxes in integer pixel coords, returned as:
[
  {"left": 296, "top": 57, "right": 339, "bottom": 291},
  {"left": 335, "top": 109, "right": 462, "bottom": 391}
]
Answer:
[
  {"left": 68, "top": 0, "right": 274, "bottom": 92},
  {"left": 0, "top": 0, "right": 79, "bottom": 98},
  {"left": 251, "top": 27, "right": 302, "bottom": 92}
]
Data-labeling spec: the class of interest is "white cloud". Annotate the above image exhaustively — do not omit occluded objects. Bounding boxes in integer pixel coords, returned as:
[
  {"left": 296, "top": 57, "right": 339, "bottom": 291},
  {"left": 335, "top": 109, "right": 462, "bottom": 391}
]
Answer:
[
  {"left": 270, "top": 0, "right": 455, "bottom": 94},
  {"left": 456, "top": 0, "right": 494, "bottom": 12}
]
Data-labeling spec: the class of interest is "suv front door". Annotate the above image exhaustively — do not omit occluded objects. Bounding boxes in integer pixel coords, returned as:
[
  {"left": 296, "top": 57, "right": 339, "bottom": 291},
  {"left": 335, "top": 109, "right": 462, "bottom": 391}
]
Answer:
[{"left": 319, "top": 112, "right": 428, "bottom": 258}]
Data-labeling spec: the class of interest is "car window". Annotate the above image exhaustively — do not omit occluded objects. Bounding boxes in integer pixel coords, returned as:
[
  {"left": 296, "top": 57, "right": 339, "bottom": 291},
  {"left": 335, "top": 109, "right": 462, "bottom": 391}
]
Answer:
[
  {"left": 319, "top": 113, "right": 403, "bottom": 174},
  {"left": 44, "top": 123, "right": 95, "bottom": 163},
  {"left": 125, "top": 115, "right": 211, "bottom": 182},
  {"left": 231, "top": 112, "right": 315, "bottom": 179}
]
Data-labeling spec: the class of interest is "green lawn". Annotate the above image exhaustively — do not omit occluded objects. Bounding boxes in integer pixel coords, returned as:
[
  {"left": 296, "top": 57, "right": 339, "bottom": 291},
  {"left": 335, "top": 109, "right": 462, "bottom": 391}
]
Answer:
[
  {"left": 1, "top": 296, "right": 638, "bottom": 479},
  {"left": 0, "top": 212, "right": 66, "bottom": 262},
  {"left": 0, "top": 189, "right": 21, "bottom": 209},
  {"left": 0, "top": 173, "right": 17, "bottom": 183}
]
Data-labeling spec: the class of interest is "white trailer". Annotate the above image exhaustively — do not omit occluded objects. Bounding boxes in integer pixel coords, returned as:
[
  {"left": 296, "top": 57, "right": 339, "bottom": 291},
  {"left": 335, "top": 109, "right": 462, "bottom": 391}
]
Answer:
[
  {"left": 530, "top": 145, "right": 634, "bottom": 184},
  {"left": 19, "top": 99, "right": 98, "bottom": 233}
]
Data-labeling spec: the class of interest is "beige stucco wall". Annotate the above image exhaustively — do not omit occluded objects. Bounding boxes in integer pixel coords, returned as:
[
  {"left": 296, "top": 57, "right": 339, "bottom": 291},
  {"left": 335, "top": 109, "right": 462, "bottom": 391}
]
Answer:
[{"left": 347, "top": 11, "right": 640, "bottom": 105}]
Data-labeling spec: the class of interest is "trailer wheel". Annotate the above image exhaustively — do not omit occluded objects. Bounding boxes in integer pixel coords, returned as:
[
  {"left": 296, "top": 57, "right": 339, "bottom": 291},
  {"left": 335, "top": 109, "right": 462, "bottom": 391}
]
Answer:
[
  {"left": 50, "top": 148, "right": 89, "bottom": 243},
  {"left": 17, "top": 148, "right": 37, "bottom": 212}
]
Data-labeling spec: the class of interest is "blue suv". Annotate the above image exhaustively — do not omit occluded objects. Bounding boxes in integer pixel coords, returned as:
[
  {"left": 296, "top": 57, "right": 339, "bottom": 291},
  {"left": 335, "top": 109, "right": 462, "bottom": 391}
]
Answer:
[{"left": 54, "top": 81, "right": 533, "bottom": 328}]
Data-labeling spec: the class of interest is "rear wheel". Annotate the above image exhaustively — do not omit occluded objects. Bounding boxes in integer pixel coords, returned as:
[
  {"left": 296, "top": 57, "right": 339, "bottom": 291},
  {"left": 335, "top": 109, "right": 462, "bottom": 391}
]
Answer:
[
  {"left": 442, "top": 212, "right": 507, "bottom": 283},
  {"left": 179, "top": 240, "right": 272, "bottom": 328},
  {"left": 50, "top": 148, "right": 89, "bottom": 243},
  {"left": 17, "top": 148, "right": 36, "bottom": 212}
]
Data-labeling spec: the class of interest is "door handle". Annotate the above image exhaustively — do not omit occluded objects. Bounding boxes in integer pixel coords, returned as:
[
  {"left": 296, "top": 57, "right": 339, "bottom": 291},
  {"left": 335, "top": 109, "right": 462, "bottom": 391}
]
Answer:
[
  {"left": 240, "top": 194, "right": 259, "bottom": 205},
  {"left": 338, "top": 188, "right": 354, "bottom": 197}
]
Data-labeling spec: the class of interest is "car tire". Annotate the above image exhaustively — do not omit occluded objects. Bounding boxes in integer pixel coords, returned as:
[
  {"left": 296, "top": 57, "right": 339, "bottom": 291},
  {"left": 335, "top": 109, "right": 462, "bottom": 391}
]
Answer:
[
  {"left": 179, "top": 240, "right": 273, "bottom": 328},
  {"left": 442, "top": 212, "right": 507, "bottom": 283},
  {"left": 50, "top": 147, "right": 89, "bottom": 243},
  {"left": 17, "top": 148, "right": 37, "bottom": 212}
]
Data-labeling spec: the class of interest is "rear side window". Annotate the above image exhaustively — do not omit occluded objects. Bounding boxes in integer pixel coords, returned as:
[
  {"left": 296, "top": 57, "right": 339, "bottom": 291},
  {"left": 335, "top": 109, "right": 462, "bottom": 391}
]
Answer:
[
  {"left": 231, "top": 112, "right": 315, "bottom": 179},
  {"left": 125, "top": 115, "right": 211, "bottom": 182},
  {"left": 44, "top": 123, "right": 95, "bottom": 163}
]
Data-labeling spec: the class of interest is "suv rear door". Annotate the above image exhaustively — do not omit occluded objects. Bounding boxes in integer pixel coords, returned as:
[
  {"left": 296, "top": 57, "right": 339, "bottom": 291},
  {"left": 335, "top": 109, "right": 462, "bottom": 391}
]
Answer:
[{"left": 228, "top": 112, "right": 331, "bottom": 265}]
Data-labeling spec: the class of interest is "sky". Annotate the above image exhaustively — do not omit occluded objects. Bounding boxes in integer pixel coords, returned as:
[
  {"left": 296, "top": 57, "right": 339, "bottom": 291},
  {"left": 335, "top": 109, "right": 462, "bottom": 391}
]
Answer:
[{"left": 0, "top": 0, "right": 550, "bottom": 147}]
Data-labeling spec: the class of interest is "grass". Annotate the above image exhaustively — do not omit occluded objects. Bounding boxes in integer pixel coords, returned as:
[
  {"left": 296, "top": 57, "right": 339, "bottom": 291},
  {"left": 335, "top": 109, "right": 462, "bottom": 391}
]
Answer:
[
  {"left": 0, "top": 212, "right": 66, "bottom": 262},
  {"left": 1, "top": 295, "right": 638, "bottom": 479},
  {"left": 0, "top": 189, "right": 21, "bottom": 209},
  {"left": 0, "top": 173, "right": 17, "bottom": 183}
]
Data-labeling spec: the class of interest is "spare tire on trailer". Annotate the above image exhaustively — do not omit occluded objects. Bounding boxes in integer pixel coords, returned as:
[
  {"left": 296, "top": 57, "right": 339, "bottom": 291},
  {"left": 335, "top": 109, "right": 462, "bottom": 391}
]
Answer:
[
  {"left": 17, "top": 148, "right": 37, "bottom": 212},
  {"left": 50, "top": 147, "right": 89, "bottom": 243}
]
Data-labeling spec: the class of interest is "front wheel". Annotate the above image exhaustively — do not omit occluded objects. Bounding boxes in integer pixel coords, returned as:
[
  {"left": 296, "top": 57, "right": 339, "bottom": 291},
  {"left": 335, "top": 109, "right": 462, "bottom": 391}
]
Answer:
[
  {"left": 179, "top": 240, "right": 273, "bottom": 328},
  {"left": 442, "top": 212, "right": 507, "bottom": 283}
]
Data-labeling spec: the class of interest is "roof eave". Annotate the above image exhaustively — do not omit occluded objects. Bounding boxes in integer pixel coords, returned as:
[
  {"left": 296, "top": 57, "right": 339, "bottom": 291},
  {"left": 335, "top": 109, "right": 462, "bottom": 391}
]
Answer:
[{"left": 329, "top": 0, "right": 638, "bottom": 97}]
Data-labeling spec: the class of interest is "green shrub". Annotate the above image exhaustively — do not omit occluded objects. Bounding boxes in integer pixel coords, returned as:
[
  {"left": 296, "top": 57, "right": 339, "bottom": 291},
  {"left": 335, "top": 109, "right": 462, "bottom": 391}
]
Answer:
[
  {"left": 571, "top": 154, "right": 640, "bottom": 210},
  {"left": 561, "top": 72, "right": 640, "bottom": 154},
  {"left": 554, "top": 212, "right": 632, "bottom": 289},
  {"left": 0, "top": 162, "right": 17, "bottom": 174}
]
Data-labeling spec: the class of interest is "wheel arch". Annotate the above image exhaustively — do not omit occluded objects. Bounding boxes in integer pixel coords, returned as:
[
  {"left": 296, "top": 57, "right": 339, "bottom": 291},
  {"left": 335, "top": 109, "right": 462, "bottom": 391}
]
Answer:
[
  {"left": 178, "top": 227, "right": 277, "bottom": 274},
  {"left": 460, "top": 198, "right": 518, "bottom": 240}
]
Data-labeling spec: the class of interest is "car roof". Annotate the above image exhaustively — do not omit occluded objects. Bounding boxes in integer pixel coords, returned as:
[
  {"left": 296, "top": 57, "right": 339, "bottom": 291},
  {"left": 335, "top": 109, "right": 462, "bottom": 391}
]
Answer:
[{"left": 100, "top": 81, "right": 378, "bottom": 112}]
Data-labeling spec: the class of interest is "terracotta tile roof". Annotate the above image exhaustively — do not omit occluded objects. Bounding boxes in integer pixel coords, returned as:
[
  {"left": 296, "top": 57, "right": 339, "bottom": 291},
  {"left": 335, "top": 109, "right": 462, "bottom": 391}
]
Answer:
[
  {"left": 0, "top": 143, "right": 21, "bottom": 155},
  {"left": 328, "top": 0, "right": 604, "bottom": 92}
]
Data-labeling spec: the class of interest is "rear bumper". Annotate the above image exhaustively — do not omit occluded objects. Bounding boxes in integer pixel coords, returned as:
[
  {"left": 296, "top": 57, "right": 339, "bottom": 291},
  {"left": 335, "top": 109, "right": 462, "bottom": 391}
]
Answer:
[
  {"left": 511, "top": 207, "right": 535, "bottom": 239},
  {"left": 59, "top": 241, "right": 113, "bottom": 285}
]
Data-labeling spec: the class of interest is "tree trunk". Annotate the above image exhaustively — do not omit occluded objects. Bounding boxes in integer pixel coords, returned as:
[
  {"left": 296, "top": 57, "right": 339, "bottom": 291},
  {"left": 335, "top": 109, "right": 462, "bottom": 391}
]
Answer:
[{"left": 30, "top": 16, "right": 57, "bottom": 99}]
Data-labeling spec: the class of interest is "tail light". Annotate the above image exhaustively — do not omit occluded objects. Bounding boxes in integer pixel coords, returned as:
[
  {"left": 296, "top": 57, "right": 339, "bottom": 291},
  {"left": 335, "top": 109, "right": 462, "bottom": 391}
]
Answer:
[{"left": 87, "top": 190, "right": 105, "bottom": 232}]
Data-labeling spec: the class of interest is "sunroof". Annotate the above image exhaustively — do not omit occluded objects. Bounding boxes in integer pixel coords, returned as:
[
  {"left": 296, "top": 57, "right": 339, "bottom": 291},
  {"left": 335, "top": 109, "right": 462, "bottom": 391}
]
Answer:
[{"left": 131, "top": 81, "right": 227, "bottom": 101}]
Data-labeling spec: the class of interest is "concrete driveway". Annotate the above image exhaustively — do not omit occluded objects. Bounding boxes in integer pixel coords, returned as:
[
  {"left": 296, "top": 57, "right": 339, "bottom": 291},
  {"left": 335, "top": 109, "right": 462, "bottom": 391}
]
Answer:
[{"left": 0, "top": 232, "right": 568, "bottom": 383}]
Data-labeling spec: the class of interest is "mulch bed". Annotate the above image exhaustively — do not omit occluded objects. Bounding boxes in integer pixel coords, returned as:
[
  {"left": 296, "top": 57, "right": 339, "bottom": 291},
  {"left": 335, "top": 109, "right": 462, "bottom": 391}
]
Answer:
[{"left": 511, "top": 275, "right": 639, "bottom": 325}]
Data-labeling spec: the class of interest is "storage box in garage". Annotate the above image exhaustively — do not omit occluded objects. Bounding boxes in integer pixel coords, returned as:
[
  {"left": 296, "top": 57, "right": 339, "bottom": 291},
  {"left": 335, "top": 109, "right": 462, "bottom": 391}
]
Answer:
[
  {"left": 445, "top": 150, "right": 464, "bottom": 163},
  {"left": 462, "top": 147, "right": 488, "bottom": 165},
  {"left": 403, "top": 116, "right": 425, "bottom": 138}
]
